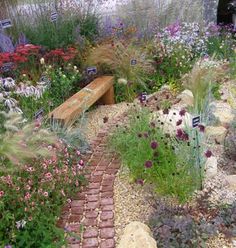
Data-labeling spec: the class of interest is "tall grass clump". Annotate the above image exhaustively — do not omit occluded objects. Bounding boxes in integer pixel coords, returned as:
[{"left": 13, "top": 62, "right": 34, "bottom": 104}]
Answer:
[
  {"left": 87, "top": 41, "right": 154, "bottom": 101},
  {"left": 109, "top": 107, "right": 202, "bottom": 202},
  {"left": 5, "top": 0, "right": 99, "bottom": 49}
]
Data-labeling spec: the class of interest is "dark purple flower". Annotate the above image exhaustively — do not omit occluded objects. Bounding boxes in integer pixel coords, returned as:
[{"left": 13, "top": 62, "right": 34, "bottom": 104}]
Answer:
[
  {"left": 151, "top": 141, "right": 158, "bottom": 149},
  {"left": 179, "top": 109, "right": 186, "bottom": 116},
  {"left": 150, "top": 122, "right": 156, "bottom": 128},
  {"left": 176, "top": 129, "right": 189, "bottom": 141},
  {"left": 143, "top": 132, "right": 149, "bottom": 138},
  {"left": 176, "top": 119, "right": 182, "bottom": 126},
  {"left": 163, "top": 108, "right": 169, "bottom": 115},
  {"left": 198, "top": 124, "right": 205, "bottom": 132},
  {"left": 136, "top": 179, "right": 144, "bottom": 186},
  {"left": 205, "top": 150, "right": 213, "bottom": 158},
  {"left": 144, "top": 160, "right": 153, "bottom": 168},
  {"left": 5, "top": 246, "right": 12, "bottom": 248},
  {"left": 137, "top": 133, "right": 142, "bottom": 138}
]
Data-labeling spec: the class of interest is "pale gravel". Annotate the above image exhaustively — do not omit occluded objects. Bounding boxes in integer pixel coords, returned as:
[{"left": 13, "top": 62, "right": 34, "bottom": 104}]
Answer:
[{"left": 113, "top": 166, "right": 155, "bottom": 245}]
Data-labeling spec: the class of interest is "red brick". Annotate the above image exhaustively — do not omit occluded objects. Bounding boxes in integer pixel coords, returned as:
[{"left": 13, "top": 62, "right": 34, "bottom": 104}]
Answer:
[
  {"left": 88, "top": 182, "right": 100, "bottom": 189},
  {"left": 109, "top": 162, "right": 120, "bottom": 169},
  {"left": 106, "top": 168, "right": 119, "bottom": 174},
  {"left": 61, "top": 205, "right": 70, "bottom": 213},
  {"left": 86, "top": 188, "right": 100, "bottom": 195},
  {"left": 92, "top": 171, "right": 103, "bottom": 176},
  {"left": 98, "top": 220, "right": 114, "bottom": 228},
  {"left": 85, "top": 210, "right": 99, "bottom": 219},
  {"left": 100, "top": 227, "right": 115, "bottom": 239},
  {"left": 101, "top": 179, "right": 114, "bottom": 186},
  {"left": 86, "top": 201, "right": 100, "bottom": 210},
  {"left": 69, "top": 214, "right": 82, "bottom": 223},
  {"left": 71, "top": 200, "right": 84, "bottom": 208},
  {"left": 90, "top": 176, "right": 102, "bottom": 183},
  {"left": 66, "top": 224, "right": 81, "bottom": 232},
  {"left": 100, "top": 239, "right": 115, "bottom": 248},
  {"left": 83, "top": 227, "right": 98, "bottom": 238},
  {"left": 87, "top": 194, "right": 99, "bottom": 202},
  {"left": 101, "top": 185, "right": 113, "bottom": 192},
  {"left": 82, "top": 218, "right": 97, "bottom": 227},
  {"left": 95, "top": 166, "right": 107, "bottom": 171},
  {"left": 82, "top": 238, "right": 98, "bottom": 248},
  {"left": 71, "top": 207, "right": 83, "bottom": 215},
  {"left": 68, "top": 244, "right": 81, "bottom": 248},
  {"left": 56, "top": 219, "right": 66, "bottom": 228},
  {"left": 74, "top": 192, "right": 86, "bottom": 200},
  {"left": 67, "top": 236, "right": 80, "bottom": 244},
  {"left": 101, "top": 198, "right": 113, "bottom": 205},
  {"left": 101, "top": 192, "right": 113, "bottom": 198},
  {"left": 100, "top": 211, "right": 114, "bottom": 221}
]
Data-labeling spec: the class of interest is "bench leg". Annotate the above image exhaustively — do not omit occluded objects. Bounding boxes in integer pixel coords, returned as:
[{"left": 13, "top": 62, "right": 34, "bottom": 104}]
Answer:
[{"left": 100, "top": 86, "right": 115, "bottom": 105}]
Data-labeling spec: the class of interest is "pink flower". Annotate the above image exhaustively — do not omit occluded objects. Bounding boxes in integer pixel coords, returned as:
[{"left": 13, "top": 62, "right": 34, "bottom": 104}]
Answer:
[
  {"left": 76, "top": 150, "right": 81, "bottom": 156},
  {"left": 205, "top": 150, "right": 213, "bottom": 158},
  {"left": 25, "top": 185, "right": 31, "bottom": 190},
  {"left": 45, "top": 172, "right": 52, "bottom": 179},
  {"left": 79, "top": 160, "right": 84, "bottom": 166},
  {"left": 24, "top": 192, "right": 31, "bottom": 200},
  {"left": 43, "top": 192, "right": 48, "bottom": 197},
  {"left": 0, "top": 191, "right": 4, "bottom": 197}
]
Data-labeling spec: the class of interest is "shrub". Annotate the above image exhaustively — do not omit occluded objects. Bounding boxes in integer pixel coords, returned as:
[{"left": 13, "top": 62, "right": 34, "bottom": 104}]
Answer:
[{"left": 109, "top": 107, "right": 203, "bottom": 202}]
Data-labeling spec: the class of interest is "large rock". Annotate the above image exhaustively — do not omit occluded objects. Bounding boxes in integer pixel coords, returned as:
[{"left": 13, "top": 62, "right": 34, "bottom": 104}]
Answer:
[
  {"left": 205, "top": 126, "right": 227, "bottom": 144},
  {"left": 117, "top": 221, "right": 157, "bottom": 248},
  {"left": 205, "top": 156, "right": 218, "bottom": 179},
  {"left": 176, "top": 89, "right": 194, "bottom": 107},
  {"left": 210, "top": 101, "right": 234, "bottom": 126}
]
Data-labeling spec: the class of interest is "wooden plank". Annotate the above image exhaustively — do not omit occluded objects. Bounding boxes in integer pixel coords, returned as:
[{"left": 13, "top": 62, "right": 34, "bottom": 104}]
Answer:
[{"left": 49, "top": 76, "right": 114, "bottom": 126}]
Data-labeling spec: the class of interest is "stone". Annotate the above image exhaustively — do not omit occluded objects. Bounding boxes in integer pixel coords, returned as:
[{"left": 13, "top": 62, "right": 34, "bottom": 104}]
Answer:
[
  {"left": 100, "top": 227, "right": 115, "bottom": 239},
  {"left": 177, "top": 89, "right": 194, "bottom": 107},
  {"left": 83, "top": 227, "right": 98, "bottom": 238},
  {"left": 117, "top": 221, "right": 157, "bottom": 248},
  {"left": 205, "top": 126, "right": 227, "bottom": 144},
  {"left": 100, "top": 239, "right": 115, "bottom": 248},
  {"left": 205, "top": 156, "right": 218, "bottom": 179},
  {"left": 226, "top": 175, "right": 236, "bottom": 190},
  {"left": 210, "top": 101, "right": 234, "bottom": 126}
]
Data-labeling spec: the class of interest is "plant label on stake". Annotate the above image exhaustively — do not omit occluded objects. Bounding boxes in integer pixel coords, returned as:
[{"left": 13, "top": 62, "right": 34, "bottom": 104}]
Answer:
[
  {"left": 130, "top": 59, "right": 137, "bottom": 66},
  {"left": 87, "top": 66, "right": 97, "bottom": 76},
  {"left": 192, "top": 116, "right": 201, "bottom": 128},
  {"left": 0, "top": 19, "right": 13, "bottom": 29},
  {"left": 50, "top": 12, "right": 58, "bottom": 22},
  {"left": 34, "top": 108, "right": 44, "bottom": 120}
]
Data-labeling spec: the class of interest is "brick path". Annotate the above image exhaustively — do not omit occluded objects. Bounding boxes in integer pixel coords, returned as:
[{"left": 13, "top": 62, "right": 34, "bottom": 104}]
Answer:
[{"left": 58, "top": 113, "right": 129, "bottom": 248}]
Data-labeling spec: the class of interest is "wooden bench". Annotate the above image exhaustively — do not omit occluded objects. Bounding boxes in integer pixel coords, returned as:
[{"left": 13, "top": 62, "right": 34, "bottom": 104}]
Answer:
[{"left": 49, "top": 76, "right": 115, "bottom": 126}]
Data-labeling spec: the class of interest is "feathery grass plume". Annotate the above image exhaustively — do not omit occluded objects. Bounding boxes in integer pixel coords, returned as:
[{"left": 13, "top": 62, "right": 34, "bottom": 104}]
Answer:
[
  {"left": 0, "top": 112, "right": 56, "bottom": 169},
  {"left": 87, "top": 41, "right": 154, "bottom": 100},
  {"left": 182, "top": 60, "right": 217, "bottom": 114}
]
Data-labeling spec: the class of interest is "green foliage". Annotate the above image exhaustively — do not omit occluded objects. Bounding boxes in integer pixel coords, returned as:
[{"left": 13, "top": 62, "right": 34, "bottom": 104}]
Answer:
[
  {"left": 109, "top": 108, "right": 201, "bottom": 202},
  {"left": 17, "top": 65, "right": 81, "bottom": 120}
]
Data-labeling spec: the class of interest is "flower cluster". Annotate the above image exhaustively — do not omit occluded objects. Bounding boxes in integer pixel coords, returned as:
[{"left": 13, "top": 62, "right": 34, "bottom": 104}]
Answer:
[{"left": 0, "top": 140, "right": 85, "bottom": 246}]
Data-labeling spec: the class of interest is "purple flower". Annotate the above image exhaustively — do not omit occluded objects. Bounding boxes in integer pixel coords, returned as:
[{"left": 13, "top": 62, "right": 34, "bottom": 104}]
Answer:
[
  {"left": 176, "top": 119, "right": 182, "bottom": 126},
  {"left": 176, "top": 129, "right": 189, "bottom": 141},
  {"left": 205, "top": 150, "right": 213, "bottom": 158},
  {"left": 143, "top": 132, "right": 149, "bottom": 138},
  {"left": 144, "top": 160, "right": 153, "bottom": 168},
  {"left": 179, "top": 109, "right": 186, "bottom": 116},
  {"left": 136, "top": 179, "right": 144, "bottom": 186},
  {"left": 198, "top": 124, "right": 205, "bottom": 132},
  {"left": 163, "top": 108, "right": 169, "bottom": 115},
  {"left": 150, "top": 141, "right": 158, "bottom": 149},
  {"left": 5, "top": 245, "right": 12, "bottom": 248}
]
